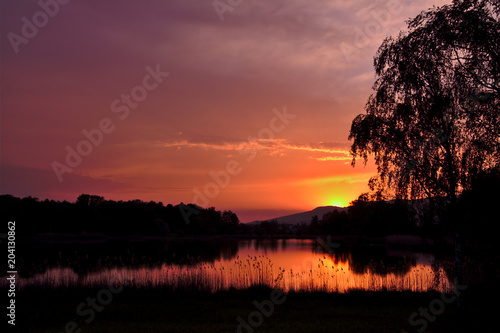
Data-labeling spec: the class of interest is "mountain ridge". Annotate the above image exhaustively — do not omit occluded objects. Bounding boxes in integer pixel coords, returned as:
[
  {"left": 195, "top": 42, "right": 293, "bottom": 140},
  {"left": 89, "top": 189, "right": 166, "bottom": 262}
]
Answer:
[{"left": 247, "top": 205, "right": 347, "bottom": 225}]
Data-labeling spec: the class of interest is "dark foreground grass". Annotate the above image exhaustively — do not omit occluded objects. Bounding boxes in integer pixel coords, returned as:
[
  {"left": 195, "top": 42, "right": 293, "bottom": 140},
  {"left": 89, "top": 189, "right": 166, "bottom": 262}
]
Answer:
[{"left": 11, "top": 285, "right": 499, "bottom": 333}]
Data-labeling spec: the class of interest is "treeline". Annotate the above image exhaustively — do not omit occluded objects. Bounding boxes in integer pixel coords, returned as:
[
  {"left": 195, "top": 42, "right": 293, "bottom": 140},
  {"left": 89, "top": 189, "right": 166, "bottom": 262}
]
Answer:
[
  {"left": 2, "top": 167, "right": 497, "bottom": 239},
  {"left": 255, "top": 168, "right": 500, "bottom": 241},
  {"left": 2, "top": 192, "right": 417, "bottom": 238},
  {"left": 252, "top": 199, "right": 416, "bottom": 237},
  {"left": 300, "top": 198, "right": 416, "bottom": 237},
  {"left": 0, "top": 194, "right": 244, "bottom": 237}
]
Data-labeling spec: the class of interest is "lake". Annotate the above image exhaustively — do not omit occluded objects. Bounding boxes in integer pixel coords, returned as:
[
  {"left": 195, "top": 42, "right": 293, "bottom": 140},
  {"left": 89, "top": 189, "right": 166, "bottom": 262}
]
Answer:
[{"left": 6, "top": 238, "right": 461, "bottom": 293}]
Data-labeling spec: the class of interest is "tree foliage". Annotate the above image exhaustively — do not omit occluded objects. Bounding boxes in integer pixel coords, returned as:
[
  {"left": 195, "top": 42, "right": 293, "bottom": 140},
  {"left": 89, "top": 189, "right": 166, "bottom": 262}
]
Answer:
[
  {"left": 349, "top": 0, "right": 500, "bottom": 210},
  {"left": 0, "top": 194, "right": 243, "bottom": 237}
]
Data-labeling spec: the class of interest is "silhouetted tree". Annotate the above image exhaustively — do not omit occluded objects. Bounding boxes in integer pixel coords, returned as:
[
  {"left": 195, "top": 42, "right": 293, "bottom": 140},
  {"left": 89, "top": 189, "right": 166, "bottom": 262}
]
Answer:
[
  {"left": 76, "top": 194, "right": 104, "bottom": 207},
  {"left": 457, "top": 167, "right": 500, "bottom": 242},
  {"left": 321, "top": 209, "right": 350, "bottom": 235},
  {"left": 308, "top": 215, "right": 320, "bottom": 234},
  {"left": 255, "top": 219, "right": 279, "bottom": 236},
  {"left": 349, "top": 0, "right": 499, "bottom": 308}
]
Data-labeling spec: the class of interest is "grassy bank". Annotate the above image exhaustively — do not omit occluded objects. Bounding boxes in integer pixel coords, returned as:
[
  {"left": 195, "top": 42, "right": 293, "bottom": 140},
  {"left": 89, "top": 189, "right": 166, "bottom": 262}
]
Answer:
[{"left": 13, "top": 285, "right": 498, "bottom": 333}]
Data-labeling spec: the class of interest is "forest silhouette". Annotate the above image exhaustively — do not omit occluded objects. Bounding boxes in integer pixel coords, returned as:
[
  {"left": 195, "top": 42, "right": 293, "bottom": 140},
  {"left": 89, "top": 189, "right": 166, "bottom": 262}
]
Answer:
[{"left": 2, "top": 166, "right": 497, "bottom": 241}]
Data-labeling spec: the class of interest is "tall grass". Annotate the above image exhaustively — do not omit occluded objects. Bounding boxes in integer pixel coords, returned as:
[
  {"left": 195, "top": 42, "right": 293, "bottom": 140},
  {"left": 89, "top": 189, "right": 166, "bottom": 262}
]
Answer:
[{"left": 6, "top": 254, "right": 455, "bottom": 293}]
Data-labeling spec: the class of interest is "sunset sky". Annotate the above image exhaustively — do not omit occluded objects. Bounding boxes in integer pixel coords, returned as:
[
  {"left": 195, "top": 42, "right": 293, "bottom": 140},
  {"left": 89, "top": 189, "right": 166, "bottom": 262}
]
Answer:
[{"left": 1, "top": 0, "right": 449, "bottom": 222}]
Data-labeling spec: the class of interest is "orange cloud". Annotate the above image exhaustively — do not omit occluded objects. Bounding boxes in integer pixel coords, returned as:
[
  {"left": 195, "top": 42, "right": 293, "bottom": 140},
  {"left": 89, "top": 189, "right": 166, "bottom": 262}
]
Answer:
[{"left": 156, "top": 139, "right": 351, "bottom": 158}]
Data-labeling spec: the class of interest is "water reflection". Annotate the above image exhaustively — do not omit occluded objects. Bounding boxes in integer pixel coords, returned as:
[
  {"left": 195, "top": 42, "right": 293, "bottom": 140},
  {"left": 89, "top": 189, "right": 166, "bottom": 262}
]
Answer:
[{"left": 9, "top": 239, "right": 455, "bottom": 293}]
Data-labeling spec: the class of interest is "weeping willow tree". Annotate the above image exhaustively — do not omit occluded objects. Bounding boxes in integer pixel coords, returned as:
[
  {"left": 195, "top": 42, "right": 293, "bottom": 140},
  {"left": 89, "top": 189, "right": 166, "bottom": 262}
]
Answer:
[{"left": 349, "top": 0, "right": 499, "bottom": 308}]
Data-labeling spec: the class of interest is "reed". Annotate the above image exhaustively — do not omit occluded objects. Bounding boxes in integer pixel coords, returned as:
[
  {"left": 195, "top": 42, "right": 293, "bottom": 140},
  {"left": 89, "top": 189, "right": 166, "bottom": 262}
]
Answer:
[{"left": 7, "top": 254, "right": 455, "bottom": 293}]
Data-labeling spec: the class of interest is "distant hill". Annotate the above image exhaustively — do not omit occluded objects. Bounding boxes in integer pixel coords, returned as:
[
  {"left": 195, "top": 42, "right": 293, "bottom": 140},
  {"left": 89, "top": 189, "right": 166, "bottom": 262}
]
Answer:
[{"left": 248, "top": 206, "right": 347, "bottom": 225}]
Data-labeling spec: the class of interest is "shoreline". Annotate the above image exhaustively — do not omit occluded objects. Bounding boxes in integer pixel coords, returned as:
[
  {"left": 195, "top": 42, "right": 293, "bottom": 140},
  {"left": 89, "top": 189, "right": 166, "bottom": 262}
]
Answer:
[{"left": 16, "top": 233, "right": 454, "bottom": 253}]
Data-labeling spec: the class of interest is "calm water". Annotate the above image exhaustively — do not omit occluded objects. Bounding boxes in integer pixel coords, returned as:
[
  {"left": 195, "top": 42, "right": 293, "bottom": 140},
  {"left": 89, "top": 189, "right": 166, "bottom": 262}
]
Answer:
[{"left": 8, "top": 238, "right": 456, "bottom": 293}]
